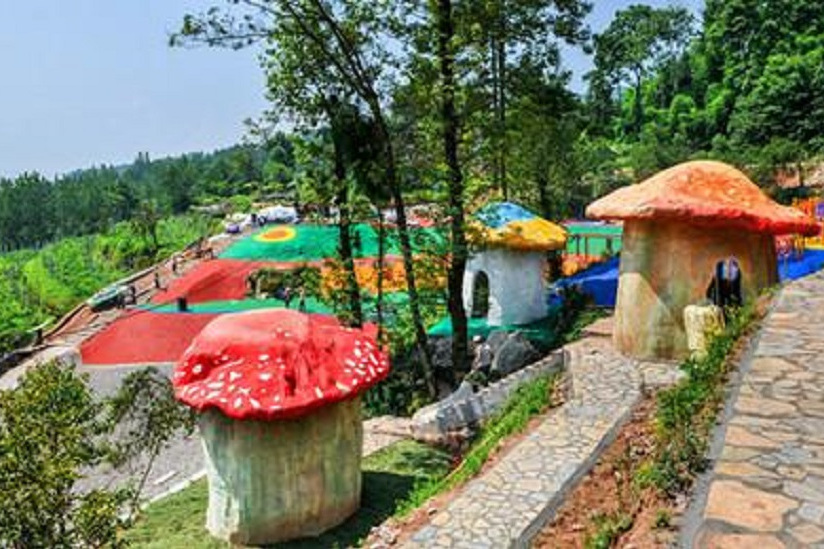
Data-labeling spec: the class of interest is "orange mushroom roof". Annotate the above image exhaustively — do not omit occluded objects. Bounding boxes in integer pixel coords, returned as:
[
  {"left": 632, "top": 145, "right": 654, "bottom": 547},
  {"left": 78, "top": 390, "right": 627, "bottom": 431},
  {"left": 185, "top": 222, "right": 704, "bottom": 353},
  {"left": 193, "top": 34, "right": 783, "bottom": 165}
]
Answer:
[{"left": 586, "top": 161, "right": 819, "bottom": 236}]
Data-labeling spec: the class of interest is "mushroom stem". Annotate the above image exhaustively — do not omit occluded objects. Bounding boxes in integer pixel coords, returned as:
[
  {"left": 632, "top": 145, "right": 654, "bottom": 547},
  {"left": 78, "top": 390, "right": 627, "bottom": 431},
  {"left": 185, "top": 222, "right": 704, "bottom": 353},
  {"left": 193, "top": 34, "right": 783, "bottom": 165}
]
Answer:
[{"left": 199, "top": 397, "right": 363, "bottom": 545}]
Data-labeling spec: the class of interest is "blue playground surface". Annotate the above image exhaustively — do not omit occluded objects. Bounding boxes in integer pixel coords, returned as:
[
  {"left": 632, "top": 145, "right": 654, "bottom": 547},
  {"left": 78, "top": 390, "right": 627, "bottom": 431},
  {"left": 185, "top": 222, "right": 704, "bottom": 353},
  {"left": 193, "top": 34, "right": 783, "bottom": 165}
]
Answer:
[{"left": 556, "top": 250, "right": 824, "bottom": 307}]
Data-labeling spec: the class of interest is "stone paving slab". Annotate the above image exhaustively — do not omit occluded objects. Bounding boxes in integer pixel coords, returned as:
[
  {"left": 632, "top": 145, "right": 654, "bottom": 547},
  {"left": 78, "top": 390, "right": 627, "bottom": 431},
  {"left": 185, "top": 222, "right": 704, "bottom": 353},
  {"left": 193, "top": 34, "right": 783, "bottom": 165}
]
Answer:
[
  {"left": 404, "top": 335, "right": 641, "bottom": 548},
  {"left": 685, "top": 270, "right": 824, "bottom": 548}
]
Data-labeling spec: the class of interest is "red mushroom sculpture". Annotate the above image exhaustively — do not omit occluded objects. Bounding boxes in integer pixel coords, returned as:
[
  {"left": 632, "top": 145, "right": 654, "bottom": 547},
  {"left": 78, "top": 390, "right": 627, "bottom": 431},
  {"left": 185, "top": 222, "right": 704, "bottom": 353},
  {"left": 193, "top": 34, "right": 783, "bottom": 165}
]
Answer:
[
  {"left": 587, "top": 160, "right": 818, "bottom": 359},
  {"left": 173, "top": 309, "right": 389, "bottom": 545}
]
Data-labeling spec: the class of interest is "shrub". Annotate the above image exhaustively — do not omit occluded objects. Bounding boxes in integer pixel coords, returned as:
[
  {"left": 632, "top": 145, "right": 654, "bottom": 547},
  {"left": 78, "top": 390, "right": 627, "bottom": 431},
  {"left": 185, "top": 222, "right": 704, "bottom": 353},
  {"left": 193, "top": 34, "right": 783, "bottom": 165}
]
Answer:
[
  {"left": 645, "top": 304, "right": 757, "bottom": 495},
  {"left": 0, "top": 363, "right": 194, "bottom": 548}
]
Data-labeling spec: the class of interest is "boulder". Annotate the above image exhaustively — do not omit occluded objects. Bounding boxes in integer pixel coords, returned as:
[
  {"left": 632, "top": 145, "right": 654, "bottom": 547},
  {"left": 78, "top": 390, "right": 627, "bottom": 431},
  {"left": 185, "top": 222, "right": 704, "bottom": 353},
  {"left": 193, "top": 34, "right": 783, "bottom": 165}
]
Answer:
[
  {"left": 490, "top": 331, "right": 541, "bottom": 377},
  {"left": 684, "top": 303, "right": 724, "bottom": 359}
]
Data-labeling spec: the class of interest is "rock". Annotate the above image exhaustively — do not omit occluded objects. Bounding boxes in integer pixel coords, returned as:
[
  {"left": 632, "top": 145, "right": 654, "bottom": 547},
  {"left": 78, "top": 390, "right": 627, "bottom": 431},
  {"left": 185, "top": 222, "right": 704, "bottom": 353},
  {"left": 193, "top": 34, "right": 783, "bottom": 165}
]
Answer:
[
  {"left": 427, "top": 336, "right": 453, "bottom": 371},
  {"left": 486, "top": 331, "right": 509, "bottom": 354},
  {"left": 704, "top": 480, "right": 798, "bottom": 531},
  {"left": 452, "top": 381, "right": 475, "bottom": 401},
  {"left": 683, "top": 304, "right": 724, "bottom": 358},
  {"left": 490, "top": 332, "right": 541, "bottom": 377}
]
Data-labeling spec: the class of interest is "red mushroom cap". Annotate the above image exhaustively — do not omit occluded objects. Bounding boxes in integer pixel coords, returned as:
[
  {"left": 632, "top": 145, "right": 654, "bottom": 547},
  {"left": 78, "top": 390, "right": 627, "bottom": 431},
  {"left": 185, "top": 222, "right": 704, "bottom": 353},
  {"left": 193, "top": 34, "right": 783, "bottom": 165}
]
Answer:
[
  {"left": 172, "top": 309, "right": 390, "bottom": 420},
  {"left": 586, "top": 161, "right": 819, "bottom": 236}
]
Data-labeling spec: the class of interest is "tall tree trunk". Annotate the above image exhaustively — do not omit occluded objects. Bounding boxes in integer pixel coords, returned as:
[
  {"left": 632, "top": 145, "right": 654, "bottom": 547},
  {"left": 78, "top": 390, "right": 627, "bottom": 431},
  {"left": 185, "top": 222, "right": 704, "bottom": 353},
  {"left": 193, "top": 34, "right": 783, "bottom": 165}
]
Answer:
[
  {"left": 333, "top": 140, "right": 364, "bottom": 328},
  {"left": 536, "top": 168, "right": 552, "bottom": 221},
  {"left": 490, "top": 36, "right": 502, "bottom": 193},
  {"left": 369, "top": 102, "right": 437, "bottom": 398},
  {"left": 437, "top": 0, "right": 470, "bottom": 377},
  {"left": 496, "top": 20, "right": 508, "bottom": 200},
  {"left": 633, "top": 68, "right": 644, "bottom": 136},
  {"left": 376, "top": 207, "right": 386, "bottom": 344}
]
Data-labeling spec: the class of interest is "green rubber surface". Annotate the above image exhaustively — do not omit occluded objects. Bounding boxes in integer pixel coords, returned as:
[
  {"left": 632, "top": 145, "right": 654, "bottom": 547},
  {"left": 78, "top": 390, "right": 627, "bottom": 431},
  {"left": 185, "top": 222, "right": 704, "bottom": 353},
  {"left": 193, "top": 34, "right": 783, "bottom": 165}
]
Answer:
[
  {"left": 564, "top": 222, "right": 623, "bottom": 256},
  {"left": 220, "top": 224, "right": 445, "bottom": 262}
]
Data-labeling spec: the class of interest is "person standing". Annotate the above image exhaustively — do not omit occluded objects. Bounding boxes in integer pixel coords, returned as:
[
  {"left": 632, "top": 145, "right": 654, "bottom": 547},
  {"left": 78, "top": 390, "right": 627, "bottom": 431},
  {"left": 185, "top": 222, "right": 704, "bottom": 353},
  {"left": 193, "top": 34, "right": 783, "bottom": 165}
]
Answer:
[{"left": 298, "top": 286, "right": 307, "bottom": 312}]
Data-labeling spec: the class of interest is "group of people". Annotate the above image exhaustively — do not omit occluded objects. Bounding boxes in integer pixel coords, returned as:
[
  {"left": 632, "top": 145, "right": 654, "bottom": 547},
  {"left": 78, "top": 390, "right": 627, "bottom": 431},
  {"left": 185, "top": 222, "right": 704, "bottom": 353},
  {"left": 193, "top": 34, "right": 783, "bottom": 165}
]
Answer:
[{"left": 274, "top": 284, "right": 308, "bottom": 312}]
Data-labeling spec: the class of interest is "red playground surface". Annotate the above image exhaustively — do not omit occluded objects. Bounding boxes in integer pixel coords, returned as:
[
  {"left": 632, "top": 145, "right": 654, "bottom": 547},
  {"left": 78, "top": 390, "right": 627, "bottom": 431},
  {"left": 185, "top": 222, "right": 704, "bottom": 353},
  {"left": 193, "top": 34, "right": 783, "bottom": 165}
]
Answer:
[
  {"left": 152, "top": 259, "right": 276, "bottom": 305},
  {"left": 80, "top": 311, "right": 219, "bottom": 365}
]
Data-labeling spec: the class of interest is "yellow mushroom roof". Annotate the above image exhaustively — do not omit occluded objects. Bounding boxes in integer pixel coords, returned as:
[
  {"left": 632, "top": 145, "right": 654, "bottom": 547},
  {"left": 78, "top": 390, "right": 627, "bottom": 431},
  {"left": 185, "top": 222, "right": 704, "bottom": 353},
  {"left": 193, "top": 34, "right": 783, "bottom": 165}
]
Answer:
[{"left": 470, "top": 202, "right": 567, "bottom": 252}]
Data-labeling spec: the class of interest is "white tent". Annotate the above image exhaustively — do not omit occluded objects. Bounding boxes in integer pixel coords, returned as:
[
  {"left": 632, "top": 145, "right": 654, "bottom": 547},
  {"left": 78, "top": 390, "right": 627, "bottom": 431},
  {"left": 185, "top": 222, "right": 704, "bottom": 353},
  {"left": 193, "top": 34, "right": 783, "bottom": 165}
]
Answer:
[{"left": 259, "top": 205, "right": 299, "bottom": 224}]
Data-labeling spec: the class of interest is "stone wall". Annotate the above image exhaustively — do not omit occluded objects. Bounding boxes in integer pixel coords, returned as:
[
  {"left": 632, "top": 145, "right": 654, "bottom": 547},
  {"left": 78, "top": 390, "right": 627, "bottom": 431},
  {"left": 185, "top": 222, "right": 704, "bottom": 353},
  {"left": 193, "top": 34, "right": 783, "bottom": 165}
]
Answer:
[{"left": 411, "top": 350, "right": 565, "bottom": 439}]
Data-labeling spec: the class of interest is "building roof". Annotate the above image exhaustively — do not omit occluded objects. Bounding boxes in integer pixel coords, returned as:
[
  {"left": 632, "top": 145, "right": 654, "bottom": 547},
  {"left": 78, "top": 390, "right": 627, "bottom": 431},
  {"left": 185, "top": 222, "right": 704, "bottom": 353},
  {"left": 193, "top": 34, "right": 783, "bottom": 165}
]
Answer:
[
  {"left": 471, "top": 201, "right": 567, "bottom": 252},
  {"left": 586, "top": 161, "right": 819, "bottom": 236}
]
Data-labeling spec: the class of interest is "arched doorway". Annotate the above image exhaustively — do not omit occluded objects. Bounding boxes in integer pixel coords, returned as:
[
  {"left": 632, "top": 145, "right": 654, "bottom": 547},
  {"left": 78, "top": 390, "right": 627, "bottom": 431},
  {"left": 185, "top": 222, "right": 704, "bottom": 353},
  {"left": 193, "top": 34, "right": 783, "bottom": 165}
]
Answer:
[
  {"left": 471, "top": 271, "right": 490, "bottom": 318},
  {"left": 706, "top": 258, "right": 742, "bottom": 308}
]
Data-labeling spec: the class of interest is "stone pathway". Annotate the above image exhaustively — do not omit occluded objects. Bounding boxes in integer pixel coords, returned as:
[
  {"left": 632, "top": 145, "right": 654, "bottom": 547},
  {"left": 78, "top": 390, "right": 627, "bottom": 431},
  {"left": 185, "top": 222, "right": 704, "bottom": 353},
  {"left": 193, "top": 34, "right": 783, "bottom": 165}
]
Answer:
[
  {"left": 404, "top": 330, "right": 642, "bottom": 548},
  {"left": 685, "top": 271, "right": 824, "bottom": 548}
]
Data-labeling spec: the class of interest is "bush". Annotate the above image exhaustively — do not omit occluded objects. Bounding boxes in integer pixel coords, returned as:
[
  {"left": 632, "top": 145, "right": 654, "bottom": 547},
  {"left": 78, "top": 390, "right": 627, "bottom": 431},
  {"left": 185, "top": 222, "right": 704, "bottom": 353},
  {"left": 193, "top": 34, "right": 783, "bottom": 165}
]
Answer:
[
  {"left": 645, "top": 305, "right": 757, "bottom": 495},
  {"left": 0, "top": 363, "right": 194, "bottom": 548}
]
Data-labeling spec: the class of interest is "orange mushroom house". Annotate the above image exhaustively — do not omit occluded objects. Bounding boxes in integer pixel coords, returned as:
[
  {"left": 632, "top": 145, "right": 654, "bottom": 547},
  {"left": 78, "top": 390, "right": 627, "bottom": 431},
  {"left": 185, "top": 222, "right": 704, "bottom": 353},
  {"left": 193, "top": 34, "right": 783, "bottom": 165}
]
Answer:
[{"left": 586, "top": 160, "right": 818, "bottom": 360}]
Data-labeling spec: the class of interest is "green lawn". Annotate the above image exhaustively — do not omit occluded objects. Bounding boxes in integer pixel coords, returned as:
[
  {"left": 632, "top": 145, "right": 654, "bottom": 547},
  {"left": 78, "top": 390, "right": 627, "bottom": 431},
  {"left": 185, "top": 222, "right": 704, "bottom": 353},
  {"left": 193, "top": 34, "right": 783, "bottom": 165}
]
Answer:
[
  {"left": 125, "top": 440, "right": 452, "bottom": 549},
  {"left": 127, "top": 374, "right": 557, "bottom": 548}
]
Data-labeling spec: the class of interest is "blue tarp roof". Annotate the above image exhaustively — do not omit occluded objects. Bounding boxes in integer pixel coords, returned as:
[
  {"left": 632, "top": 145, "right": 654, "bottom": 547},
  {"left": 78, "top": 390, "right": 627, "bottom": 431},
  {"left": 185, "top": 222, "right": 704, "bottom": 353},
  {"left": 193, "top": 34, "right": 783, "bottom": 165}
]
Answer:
[{"left": 556, "top": 250, "right": 824, "bottom": 308}]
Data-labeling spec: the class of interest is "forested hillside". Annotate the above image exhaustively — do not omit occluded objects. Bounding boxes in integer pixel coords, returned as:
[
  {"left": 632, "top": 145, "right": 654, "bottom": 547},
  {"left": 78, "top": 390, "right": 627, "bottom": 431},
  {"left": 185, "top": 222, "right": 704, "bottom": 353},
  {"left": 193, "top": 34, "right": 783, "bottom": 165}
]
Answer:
[
  {"left": 0, "top": 140, "right": 293, "bottom": 252},
  {"left": 0, "top": 215, "right": 215, "bottom": 353},
  {"left": 586, "top": 0, "right": 824, "bottom": 182}
]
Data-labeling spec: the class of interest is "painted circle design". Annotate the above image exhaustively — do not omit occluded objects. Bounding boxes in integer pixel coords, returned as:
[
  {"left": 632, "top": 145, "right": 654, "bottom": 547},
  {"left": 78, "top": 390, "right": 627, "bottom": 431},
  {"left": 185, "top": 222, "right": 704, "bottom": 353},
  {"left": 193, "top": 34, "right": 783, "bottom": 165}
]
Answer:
[{"left": 255, "top": 226, "right": 297, "bottom": 243}]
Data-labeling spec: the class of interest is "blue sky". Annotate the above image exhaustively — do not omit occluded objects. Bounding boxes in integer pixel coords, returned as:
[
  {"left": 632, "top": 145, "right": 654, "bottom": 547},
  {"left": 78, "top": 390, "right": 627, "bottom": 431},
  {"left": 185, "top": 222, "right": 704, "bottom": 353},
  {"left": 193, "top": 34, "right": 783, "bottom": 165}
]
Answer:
[{"left": 0, "top": 0, "right": 701, "bottom": 178}]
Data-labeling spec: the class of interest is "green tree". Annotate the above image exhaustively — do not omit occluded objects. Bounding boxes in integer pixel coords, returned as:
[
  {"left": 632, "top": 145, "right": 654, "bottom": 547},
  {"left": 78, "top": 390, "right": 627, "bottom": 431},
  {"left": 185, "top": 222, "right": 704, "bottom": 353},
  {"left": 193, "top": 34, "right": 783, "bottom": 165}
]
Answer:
[
  {"left": 0, "top": 363, "right": 193, "bottom": 548},
  {"left": 173, "top": 0, "right": 438, "bottom": 396},
  {"left": 593, "top": 4, "right": 694, "bottom": 136}
]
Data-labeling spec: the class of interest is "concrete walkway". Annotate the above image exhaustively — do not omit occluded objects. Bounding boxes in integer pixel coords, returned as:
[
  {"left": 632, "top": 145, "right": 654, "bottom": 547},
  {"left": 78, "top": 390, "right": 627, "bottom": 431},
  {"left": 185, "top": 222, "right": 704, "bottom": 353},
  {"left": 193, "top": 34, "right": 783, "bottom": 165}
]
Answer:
[
  {"left": 685, "top": 271, "right": 824, "bottom": 548},
  {"left": 404, "top": 327, "right": 642, "bottom": 548}
]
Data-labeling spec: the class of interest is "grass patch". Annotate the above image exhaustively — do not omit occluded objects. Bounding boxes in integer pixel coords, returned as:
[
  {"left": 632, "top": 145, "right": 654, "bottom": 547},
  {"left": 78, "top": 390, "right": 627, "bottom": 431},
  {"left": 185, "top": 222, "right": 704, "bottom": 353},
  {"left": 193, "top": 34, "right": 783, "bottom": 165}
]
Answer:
[
  {"left": 396, "top": 373, "right": 557, "bottom": 516},
  {"left": 641, "top": 304, "right": 759, "bottom": 495},
  {"left": 585, "top": 512, "right": 633, "bottom": 549},
  {"left": 125, "top": 440, "right": 451, "bottom": 549}
]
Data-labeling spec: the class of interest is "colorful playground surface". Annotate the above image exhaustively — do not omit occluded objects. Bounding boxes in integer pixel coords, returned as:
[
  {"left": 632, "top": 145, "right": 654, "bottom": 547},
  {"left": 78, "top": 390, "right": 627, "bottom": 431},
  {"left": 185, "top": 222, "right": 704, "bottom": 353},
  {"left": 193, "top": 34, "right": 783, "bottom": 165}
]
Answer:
[
  {"left": 220, "top": 223, "right": 443, "bottom": 262},
  {"left": 80, "top": 224, "right": 440, "bottom": 365},
  {"left": 79, "top": 219, "right": 824, "bottom": 366}
]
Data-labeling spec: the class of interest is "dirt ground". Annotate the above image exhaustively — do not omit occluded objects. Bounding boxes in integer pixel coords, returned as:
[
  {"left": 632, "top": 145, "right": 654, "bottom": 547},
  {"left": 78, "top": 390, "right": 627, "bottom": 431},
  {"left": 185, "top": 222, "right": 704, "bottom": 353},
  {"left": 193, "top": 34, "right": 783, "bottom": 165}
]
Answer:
[
  {"left": 533, "top": 298, "right": 768, "bottom": 549},
  {"left": 532, "top": 396, "right": 679, "bottom": 549}
]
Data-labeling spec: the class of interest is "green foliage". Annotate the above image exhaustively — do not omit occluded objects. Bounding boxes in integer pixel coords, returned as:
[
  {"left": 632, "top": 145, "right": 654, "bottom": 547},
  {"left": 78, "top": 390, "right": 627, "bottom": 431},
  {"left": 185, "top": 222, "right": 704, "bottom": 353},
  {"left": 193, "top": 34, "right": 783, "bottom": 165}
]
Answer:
[
  {"left": 0, "top": 362, "right": 193, "bottom": 548},
  {"left": 584, "top": 512, "right": 633, "bottom": 549},
  {"left": 653, "top": 508, "right": 672, "bottom": 529},
  {"left": 587, "top": 0, "right": 824, "bottom": 181},
  {"left": 0, "top": 214, "right": 215, "bottom": 354},
  {"left": 0, "top": 143, "right": 290, "bottom": 254},
  {"left": 644, "top": 305, "right": 757, "bottom": 496}
]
